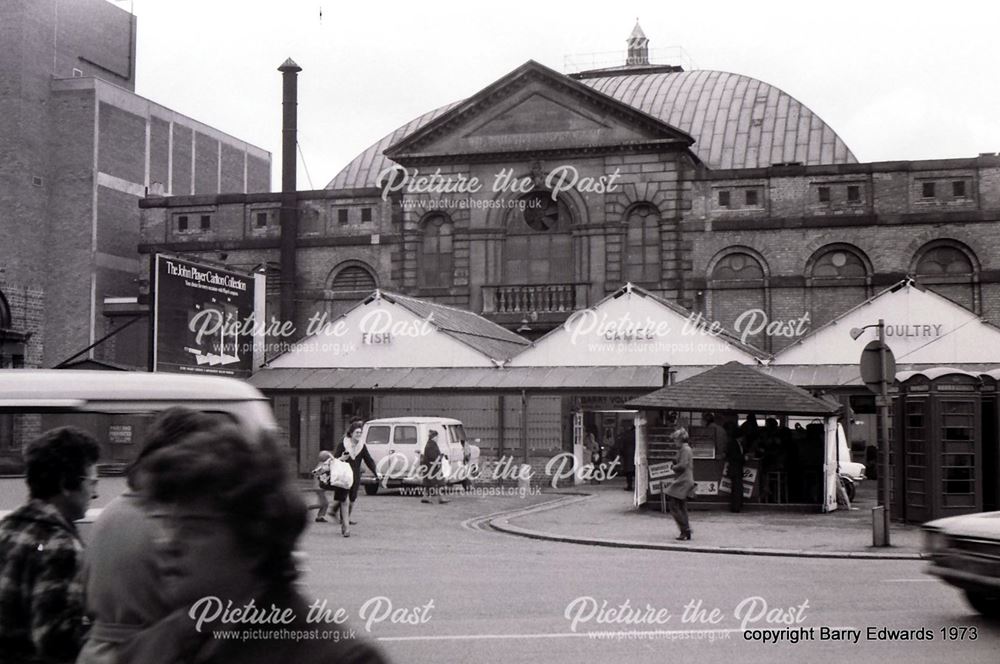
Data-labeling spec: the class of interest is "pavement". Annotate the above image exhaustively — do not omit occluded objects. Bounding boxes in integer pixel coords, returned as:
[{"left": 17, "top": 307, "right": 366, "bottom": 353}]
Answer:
[
  {"left": 2, "top": 476, "right": 925, "bottom": 559},
  {"left": 487, "top": 479, "right": 926, "bottom": 560}
]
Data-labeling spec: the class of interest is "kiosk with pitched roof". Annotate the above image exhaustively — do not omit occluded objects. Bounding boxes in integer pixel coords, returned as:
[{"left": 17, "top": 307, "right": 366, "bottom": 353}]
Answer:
[{"left": 628, "top": 362, "right": 842, "bottom": 512}]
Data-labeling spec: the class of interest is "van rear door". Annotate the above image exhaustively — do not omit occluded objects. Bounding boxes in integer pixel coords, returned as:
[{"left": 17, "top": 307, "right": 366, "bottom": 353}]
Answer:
[{"left": 391, "top": 423, "right": 420, "bottom": 480}]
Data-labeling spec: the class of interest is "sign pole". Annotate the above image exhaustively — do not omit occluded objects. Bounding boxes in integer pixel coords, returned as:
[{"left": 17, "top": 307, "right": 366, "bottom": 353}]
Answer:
[{"left": 878, "top": 318, "right": 892, "bottom": 546}]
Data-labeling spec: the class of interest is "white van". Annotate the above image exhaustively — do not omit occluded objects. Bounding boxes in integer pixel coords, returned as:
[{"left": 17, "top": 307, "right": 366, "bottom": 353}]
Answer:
[{"left": 359, "top": 417, "right": 480, "bottom": 495}]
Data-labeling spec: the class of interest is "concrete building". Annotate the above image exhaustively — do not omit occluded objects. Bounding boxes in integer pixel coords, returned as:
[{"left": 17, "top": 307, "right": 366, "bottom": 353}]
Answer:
[
  {"left": 137, "top": 25, "right": 1000, "bottom": 363},
  {"left": 0, "top": 0, "right": 270, "bottom": 372}
]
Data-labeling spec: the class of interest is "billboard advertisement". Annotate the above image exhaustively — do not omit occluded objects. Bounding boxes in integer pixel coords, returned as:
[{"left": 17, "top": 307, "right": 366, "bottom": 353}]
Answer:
[{"left": 151, "top": 254, "right": 264, "bottom": 377}]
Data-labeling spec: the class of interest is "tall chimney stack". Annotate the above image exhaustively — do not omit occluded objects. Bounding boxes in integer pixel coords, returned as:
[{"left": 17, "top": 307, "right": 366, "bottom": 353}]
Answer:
[{"left": 278, "top": 58, "right": 301, "bottom": 330}]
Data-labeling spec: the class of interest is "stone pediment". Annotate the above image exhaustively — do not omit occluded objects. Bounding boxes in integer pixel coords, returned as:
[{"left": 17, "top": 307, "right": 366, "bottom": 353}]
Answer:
[{"left": 384, "top": 60, "right": 693, "bottom": 161}]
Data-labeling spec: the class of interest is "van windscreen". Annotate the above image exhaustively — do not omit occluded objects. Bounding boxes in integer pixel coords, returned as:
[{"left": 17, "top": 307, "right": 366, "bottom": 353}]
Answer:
[{"left": 365, "top": 425, "right": 390, "bottom": 445}]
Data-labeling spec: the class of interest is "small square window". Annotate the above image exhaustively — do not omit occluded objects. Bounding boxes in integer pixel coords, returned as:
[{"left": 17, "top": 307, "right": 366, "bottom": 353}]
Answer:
[
  {"left": 745, "top": 189, "right": 758, "bottom": 206},
  {"left": 922, "top": 182, "right": 936, "bottom": 198},
  {"left": 952, "top": 180, "right": 966, "bottom": 198},
  {"left": 177, "top": 215, "right": 188, "bottom": 231},
  {"left": 847, "top": 185, "right": 860, "bottom": 203},
  {"left": 818, "top": 186, "right": 830, "bottom": 203},
  {"left": 717, "top": 190, "right": 730, "bottom": 208},
  {"left": 200, "top": 215, "right": 211, "bottom": 230},
  {"left": 255, "top": 212, "right": 268, "bottom": 228},
  {"left": 360, "top": 207, "right": 372, "bottom": 223},
  {"left": 338, "top": 209, "right": 349, "bottom": 225}
]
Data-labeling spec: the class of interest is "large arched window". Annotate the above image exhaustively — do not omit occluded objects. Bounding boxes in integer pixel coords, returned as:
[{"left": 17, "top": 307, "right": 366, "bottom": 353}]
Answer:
[
  {"left": 326, "top": 262, "right": 378, "bottom": 320},
  {"left": 912, "top": 240, "right": 978, "bottom": 311},
  {"left": 806, "top": 245, "right": 871, "bottom": 327},
  {"left": 504, "top": 191, "right": 574, "bottom": 284},
  {"left": 711, "top": 252, "right": 765, "bottom": 281},
  {"left": 624, "top": 204, "right": 661, "bottom": 284},
  {"left": 708, "top": 249, "right": 768, "bottom": 350},
  {"left": 0, "top": 290, "right": 9, "bottom": 330},
  {"left": 330, "top": 264, "right": 377, "bottom": 294},
  {"left": 418, "top": 214, "right": 453, "bottom": 288}
]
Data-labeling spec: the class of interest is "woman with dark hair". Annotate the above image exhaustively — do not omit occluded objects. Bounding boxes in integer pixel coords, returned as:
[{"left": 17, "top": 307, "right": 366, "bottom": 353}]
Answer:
[
  {"left": 332, "top": 422, "right": 378, "bottom": 538},
  {"left": 122, "top": 424, "right": 386, "bottom": 663},
  {"left": 78, "top": 407, "right": 220, "bottom": 664}
]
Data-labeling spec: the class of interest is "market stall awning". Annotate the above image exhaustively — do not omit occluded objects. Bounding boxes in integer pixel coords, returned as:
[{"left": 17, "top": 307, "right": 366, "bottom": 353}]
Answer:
[
  {"left": 627, "top": 361, "right": 840, "bottom": 415},
  {"left": 250, "top": 365, "right": 665, "bottom": 391}
]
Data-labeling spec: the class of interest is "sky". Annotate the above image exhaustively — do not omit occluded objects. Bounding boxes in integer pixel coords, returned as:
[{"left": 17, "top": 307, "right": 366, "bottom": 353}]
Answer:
[{"left": 122, "top": 0, "right": 1000, "bottom": 192}]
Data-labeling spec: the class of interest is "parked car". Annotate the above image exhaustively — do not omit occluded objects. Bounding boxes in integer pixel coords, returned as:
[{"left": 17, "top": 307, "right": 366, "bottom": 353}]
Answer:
[
  {"left": 358, "top": 417, "right": 480, "bottom": 494},
  {"left": 922, "top": 511, "right": 1000, "bottom": 618}
]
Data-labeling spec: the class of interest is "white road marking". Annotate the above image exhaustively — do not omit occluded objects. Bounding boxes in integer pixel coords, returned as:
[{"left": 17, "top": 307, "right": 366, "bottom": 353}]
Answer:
[{"left": 377, "top": 628, "right": 742, "bottom": 642}]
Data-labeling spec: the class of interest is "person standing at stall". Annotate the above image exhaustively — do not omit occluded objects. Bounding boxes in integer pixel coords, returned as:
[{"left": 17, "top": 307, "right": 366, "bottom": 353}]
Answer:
[
  {"left": 665, "top": 427, "right": 694, "bottom": 541},
  {"left": 612, "top": 423, "right": 636, "bottom": 491},
  {"left": 724, "top": 421, "right": 746, "bottom": 513},
  {"left": 332, "top": 422, "right": 379, "bottom": 537}
]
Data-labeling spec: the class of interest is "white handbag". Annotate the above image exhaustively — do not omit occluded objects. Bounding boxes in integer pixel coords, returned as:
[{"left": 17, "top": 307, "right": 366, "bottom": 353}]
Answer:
[
  {"left": 329, "top": 458, "right": 355, "bottom": 489},
  {"left": 439, "top": 457, "right": 452, "bottom": 480}
]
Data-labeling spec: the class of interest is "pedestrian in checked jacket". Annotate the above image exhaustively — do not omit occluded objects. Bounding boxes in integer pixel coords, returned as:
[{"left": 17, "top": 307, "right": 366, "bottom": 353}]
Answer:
[{"left": 0, "top": 427, "right": 100, "bottom": 664}]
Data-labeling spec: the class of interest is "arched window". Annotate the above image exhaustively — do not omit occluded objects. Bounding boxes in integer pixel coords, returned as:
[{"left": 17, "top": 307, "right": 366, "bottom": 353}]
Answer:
[
  {"left": 624, "top": 204, "right": 661, "bottom": 284},
  {"left": 419, "top": 214, "right": 453, "bottom": 288},
  {"left": 807, "top": 245, "right": 871, "bottom": 327},
  {"left": 811, "top": 249, "right": 867, "bottom": 278},
  {"left": 0, "top": 290, "right": 9, "bottom": 329},
  {"left": 504, "top": 191, "right": 574, "bottom": 284},
  {"left": 915, "top": 245, "right": 974, "bottom": 276},
  {"left": 912, "top": 240, "right": 978, "bottom": 311},
  {"left": 330, "top": 264, "right": 377, "bottom": 294},
  {"left": 710, "top": 252, "right": 765, "bottom": 281},
  {"left": 326, "top": 263, "right": 378, "bottom": 320},
  {"left": 708, "top": 250, "right": 768, "bottom": 350}
]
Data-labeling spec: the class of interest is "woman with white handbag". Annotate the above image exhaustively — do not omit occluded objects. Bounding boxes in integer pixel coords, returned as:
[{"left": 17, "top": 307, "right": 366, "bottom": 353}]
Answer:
[{"left": 331, "top": 422, "right": 379, "bottom": 537}]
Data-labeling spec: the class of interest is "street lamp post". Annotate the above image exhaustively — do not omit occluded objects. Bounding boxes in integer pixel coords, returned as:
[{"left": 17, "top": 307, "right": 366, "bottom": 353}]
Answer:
[{"left": 850, "top": 319, "right": 895, "bottom": 547}]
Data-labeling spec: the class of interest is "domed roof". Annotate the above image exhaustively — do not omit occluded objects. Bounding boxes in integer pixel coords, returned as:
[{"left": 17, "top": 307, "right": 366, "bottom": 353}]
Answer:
[{"left": 327, "top": 69, "right": 856, "bottom": 190}]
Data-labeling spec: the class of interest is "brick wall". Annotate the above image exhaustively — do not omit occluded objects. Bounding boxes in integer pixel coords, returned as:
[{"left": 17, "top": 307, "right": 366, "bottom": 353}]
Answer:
[
  {"left": 0, "top": 281, "right": 45, "bottom": 367},
  {"left": 98, "top": 102, "right": 145, "bottom": 182},
  {"left": 149, "top": 117, "right": 170, "bottom": 191},
  {"left": 171, "top": 124, "right": 193, "bottom": 195}
]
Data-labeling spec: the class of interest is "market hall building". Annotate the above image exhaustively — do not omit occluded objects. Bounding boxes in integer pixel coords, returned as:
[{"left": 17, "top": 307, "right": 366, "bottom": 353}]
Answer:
[
  {"left": 138, "top": 25, "right": 1000, "bottom": 355},
  {"left": 135, "top": 25, "right": 1000, "bottom": 518}
]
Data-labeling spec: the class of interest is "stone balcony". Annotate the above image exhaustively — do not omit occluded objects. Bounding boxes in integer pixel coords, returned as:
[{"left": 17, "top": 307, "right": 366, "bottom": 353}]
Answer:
[{"left": 481, "top": 283, "right": 589, "bottom": 325}]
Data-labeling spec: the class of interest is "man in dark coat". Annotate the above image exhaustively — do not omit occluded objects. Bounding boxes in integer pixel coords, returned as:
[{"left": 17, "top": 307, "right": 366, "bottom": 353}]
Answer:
[
  {"left": 613, "top": 424, "right": 637, "bottom": 491},
  {"left": 420, "top": 430, "right": 449, "bottom": 504},
  {"left": 723, "top": 421, "right": 745, "bottom": 513}
]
